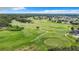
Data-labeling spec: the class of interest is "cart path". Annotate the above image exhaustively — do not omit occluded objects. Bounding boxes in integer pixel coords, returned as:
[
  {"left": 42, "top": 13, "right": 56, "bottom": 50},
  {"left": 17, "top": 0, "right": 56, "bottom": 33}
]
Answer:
[{"left": 31, "top": 31, "right": 48, "bottom": 42}]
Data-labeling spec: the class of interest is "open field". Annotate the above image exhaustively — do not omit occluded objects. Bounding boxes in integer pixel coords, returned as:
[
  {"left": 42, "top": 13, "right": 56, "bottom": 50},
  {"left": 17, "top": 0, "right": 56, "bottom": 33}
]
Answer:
[{"left": 0, "top": 19, "right": 78, "bottom": 51}]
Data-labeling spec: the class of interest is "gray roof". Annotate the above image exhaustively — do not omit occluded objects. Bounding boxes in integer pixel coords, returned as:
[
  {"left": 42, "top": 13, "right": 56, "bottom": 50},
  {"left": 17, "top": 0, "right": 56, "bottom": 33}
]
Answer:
[{"left": 69, "top": 30, "right": 79, "bottom": 35}]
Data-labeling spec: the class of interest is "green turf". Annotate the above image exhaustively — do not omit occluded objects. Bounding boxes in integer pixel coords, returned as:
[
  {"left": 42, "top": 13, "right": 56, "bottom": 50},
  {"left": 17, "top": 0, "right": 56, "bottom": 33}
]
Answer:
[{"left": 0, "top": 20, "right": 77, "bottom": 50}]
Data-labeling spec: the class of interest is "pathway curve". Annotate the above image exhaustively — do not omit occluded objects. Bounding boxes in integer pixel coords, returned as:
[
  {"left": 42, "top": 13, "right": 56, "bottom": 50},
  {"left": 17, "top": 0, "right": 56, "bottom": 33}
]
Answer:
[{"left": 31, "top": 31, "right": 48, "bottom": 42}]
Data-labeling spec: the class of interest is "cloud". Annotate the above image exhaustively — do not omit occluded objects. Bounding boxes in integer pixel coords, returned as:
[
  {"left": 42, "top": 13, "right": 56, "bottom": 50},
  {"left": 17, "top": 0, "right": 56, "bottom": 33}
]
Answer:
[
  {"left": 0, "top": 8, "right": 79, "bottom": 14},
  {"left": 0, "top": 7, "right": 25, "bottom": 11},
  {"left": 26, "top": 10, "right": 79, "bottom": 14},
  {"left": 12, "top": 7, "right": 25, "bottom": 10},
  {"left": 43, "top": 10, "right": 79, "bottom": 14},
  {"left": 0, "top": 7, "right": 13, "bottom": 10}
]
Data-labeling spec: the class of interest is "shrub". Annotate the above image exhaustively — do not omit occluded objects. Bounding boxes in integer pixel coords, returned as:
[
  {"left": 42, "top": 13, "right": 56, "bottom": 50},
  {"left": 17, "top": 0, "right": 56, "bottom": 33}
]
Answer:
[
  {"left": 16, "top": 19, "right": 27, "bottom": 23},
  {"left": 16, "top": 19, "right": 32, "bottom": 23},
  {"left": 26, "top": 20, "right": 32, "bottom": 23},
  {"left": 56, "top": 20, "right": 62, "bottom": 23},
  {"left": 7, "top": 25, "right": 24, "bottom": 31},
  {"left": 36, "top": 26, "right": 39, "bottom": 29}
]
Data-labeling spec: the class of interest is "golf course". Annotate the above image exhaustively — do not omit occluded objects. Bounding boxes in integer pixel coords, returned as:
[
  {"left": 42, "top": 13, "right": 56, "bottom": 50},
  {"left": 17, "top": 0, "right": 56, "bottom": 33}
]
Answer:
[{"left": 0, "top": 18, "right": 78, "bottom": 51}]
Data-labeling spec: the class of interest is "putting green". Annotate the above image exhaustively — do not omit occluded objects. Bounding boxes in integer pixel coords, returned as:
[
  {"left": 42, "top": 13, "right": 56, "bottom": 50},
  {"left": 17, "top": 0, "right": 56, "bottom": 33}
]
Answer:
[{"left": 44, "top": 37, "right": 71, "bottom": 48}]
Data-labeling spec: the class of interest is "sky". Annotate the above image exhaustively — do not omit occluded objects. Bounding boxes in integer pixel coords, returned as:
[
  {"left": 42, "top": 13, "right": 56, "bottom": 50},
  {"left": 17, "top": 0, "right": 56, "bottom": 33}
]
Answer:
[{"left": 0, "top": 7, "right": 79, "bottom": 14}]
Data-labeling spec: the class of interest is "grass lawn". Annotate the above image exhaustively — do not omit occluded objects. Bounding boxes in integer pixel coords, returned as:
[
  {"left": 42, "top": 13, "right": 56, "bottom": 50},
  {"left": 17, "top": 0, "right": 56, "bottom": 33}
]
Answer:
[{"left": 0, "top": 20, "right": 77, "bottom": 51}]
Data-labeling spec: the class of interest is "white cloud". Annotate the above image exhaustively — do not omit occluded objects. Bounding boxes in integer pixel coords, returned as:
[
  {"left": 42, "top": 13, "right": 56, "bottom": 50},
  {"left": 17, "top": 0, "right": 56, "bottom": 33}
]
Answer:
[
  {"left": 12, "top": 7, "right": 25, "bottom": 10},
  {"left": 43, "top": 10, "right": 79, "bottom": 14},
  {"left": 0, "top": 7, "right": 25, "bottom": 11},
  {"left": 25, "top": 10, "right": 79, "bottom": 14},
  {"left": 0, "top": 9, "right": 79, "bottom": 14},
  {"left": 0, "top": 7, "right": 13, "bottom": 10}
]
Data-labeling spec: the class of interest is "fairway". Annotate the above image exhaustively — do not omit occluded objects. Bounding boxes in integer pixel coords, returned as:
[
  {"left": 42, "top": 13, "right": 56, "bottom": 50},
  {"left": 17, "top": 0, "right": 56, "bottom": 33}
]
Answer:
[{"left": 0, "top": 20, "right": 77, "bottom": 51}]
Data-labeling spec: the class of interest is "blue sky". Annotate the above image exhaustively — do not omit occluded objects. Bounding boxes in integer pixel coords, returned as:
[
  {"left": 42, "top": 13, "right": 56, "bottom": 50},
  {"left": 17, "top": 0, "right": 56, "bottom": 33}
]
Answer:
[
  {"left": 25, "top": 7, "right": 79, "bottom": 10},
  {"left": 0, "top": 7, "right": 79, "bottom": 14}
]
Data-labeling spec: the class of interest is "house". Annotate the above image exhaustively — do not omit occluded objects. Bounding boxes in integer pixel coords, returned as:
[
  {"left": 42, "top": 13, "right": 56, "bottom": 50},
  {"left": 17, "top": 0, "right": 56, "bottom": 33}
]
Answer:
[
  {"left": 69, "top": 30, "right": 79, "bottom": 35},
  {"left": 0, "top": 23, "right": 8, "bottom": 28},
  {"left": 69, "top": 27, "right": 79, "bottom": 35}
]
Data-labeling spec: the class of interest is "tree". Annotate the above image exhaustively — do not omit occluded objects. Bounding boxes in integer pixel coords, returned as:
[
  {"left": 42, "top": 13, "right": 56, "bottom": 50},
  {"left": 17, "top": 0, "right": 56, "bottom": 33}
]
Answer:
[
  {"left": 56, "top": 20, "right": 62, "bottom": 23},
  {"left": 36, "top": 26, "right": 39, "bottom": 29},
  {"left": 7, "top": 25, "right": 24, "bottom": 31},
  {"left": 0, "top": 19, "right": 10, "bottom": 27}
]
